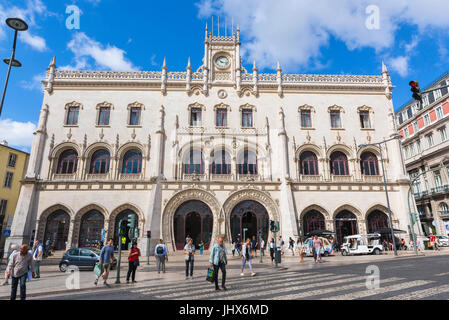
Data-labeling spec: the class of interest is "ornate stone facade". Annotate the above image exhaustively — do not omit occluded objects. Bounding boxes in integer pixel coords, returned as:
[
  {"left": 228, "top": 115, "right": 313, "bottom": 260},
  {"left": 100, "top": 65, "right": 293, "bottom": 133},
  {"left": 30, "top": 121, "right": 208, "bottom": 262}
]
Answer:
[{"left": 5, "top": 27, "right": 413, "bottom": 255}]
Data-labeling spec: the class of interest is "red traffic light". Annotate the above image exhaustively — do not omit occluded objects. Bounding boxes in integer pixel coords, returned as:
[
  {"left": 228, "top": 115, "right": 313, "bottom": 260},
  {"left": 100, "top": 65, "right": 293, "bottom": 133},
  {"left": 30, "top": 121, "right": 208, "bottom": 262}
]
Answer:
[
  {"left": 409, "top": 81, "right": 419, "bottom": 88},
  {"left": 147, "top": 230, "right": 151, "bottom": 238}
]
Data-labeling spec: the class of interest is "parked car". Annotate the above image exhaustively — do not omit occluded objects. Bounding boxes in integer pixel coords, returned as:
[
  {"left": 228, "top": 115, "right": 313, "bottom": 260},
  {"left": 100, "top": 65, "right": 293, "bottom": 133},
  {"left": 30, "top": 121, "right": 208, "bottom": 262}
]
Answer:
[
  {"left": 436, "top": 235, "right": 449, "bottom": 247},
  {"left": 59, "top": 247, "right": 117, "bottom": 272},
  {"left": 341, "top": 234, "right": 383, "bottom": 256},
  {"left": 303, "top": 237, "right": 333, "bottom": 256}
]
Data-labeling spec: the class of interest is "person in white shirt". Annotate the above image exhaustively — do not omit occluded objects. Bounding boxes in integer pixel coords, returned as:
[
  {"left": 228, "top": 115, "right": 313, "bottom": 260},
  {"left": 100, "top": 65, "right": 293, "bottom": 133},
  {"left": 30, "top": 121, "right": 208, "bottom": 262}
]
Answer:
[{"left": 32, "top": 241, "right": 43, "bottom": 279}]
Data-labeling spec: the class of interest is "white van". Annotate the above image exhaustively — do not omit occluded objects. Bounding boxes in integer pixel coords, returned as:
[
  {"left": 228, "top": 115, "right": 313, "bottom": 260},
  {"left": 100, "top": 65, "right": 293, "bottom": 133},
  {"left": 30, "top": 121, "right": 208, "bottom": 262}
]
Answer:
[{"left": 341, "top": 233, "right": 383, "bottom": 256}]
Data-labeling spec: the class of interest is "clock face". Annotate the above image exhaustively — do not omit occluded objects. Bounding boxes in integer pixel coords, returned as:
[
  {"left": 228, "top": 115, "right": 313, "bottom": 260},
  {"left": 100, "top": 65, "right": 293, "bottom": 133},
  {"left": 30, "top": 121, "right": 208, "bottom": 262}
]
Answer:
[{"left": 215, "top": 56, "right": 229, "bottom": 68}]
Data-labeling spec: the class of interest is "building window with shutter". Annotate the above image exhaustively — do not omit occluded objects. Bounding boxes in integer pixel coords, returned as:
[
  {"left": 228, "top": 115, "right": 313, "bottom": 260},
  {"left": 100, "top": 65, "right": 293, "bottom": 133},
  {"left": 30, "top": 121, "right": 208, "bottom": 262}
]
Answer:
[
  {"left": 359, "top": 111, "right": 371, "bottom": 129},
  {"left": 98, "top": 107, "right": 111, "bottom": 126},
  {"left": 7, "top": 153, "right": 17, "bottom": 168},
  {"left": 190, "top": 108, "right": 202, "bottom": 126},
  {"left": 330, "top": 110, "right": 342, "bottom": 128},
  {"left": 3, "top": 172, "right": 13, "bottom": 188},
  {"left": 66, "top": 106, "right": 79, "bottom": 125}
]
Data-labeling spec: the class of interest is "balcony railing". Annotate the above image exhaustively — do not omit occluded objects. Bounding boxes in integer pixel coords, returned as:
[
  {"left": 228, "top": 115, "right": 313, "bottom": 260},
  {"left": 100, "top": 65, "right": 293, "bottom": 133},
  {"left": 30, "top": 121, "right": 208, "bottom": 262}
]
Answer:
[
  {"left": 441, "top": 210, "right": 449, "bottom": 215},
  {"left": 431, "top": 184, "right": 449, "bottom": 195},
  {"left": 299, "top": 175, "right": 322, "bottom": 182},
  {"left": 237, "top": 173, "right": 260, "bottom": 182},
  {"left": 414, "top": 190, "right": 429, "bottom": 199},
  {"left": 86, "top": 173, "right": 109, "bottom": 180},
  {"left": 183, "top": 173, "right": 206, "bottom": 181},
  {"left": 53, "top": 173, "right": 77, "bottom": 181},
  {"left": 363, "top": 175, "right": 383, "bottom": 183},
  {"left": 331, "top": 175, "right": 353, "bottom": 183},
  {"left": 118, "top": 173, "right": 143, "bottom": 180},
  {"left": 210, "top": 173, "right": 234, "bottom": 181}
]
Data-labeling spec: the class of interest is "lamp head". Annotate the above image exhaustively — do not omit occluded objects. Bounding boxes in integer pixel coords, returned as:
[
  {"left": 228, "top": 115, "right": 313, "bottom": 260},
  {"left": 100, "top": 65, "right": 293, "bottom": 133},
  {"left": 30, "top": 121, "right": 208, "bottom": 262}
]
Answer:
[
  {"left": 6, "top": 18, "right": 28, "bottom": 31},
  {"left": 3, "top": 58, "right": 21, "bottom": 67}
]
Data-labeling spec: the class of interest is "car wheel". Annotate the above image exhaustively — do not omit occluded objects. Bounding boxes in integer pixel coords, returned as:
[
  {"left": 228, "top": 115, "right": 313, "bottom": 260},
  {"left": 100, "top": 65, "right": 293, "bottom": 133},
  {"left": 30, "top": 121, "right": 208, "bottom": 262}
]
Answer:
[
  {"left": 324, "top": 251, "right": 329, "bottom": 257},
  {"left": 342, "top": 250, "right": 348, "bottom": 256},
  {"left": 59, "top": 263, "right": 69, "bottom": 272},
  {"left": 373, "top": 248, "right": 380, "bottom": 255}
]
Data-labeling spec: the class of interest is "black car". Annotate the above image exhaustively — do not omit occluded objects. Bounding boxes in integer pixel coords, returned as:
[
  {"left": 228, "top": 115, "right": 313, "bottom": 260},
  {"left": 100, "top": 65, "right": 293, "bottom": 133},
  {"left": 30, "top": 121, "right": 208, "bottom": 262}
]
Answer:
[{"left": 59, "top": 248, "right": 117, "bottom": 272}]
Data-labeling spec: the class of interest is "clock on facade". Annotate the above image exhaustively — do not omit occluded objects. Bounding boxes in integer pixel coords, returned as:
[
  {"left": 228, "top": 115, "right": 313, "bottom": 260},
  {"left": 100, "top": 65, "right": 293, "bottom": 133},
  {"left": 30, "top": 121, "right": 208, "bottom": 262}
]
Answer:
[{"left": 215, "top": 56, "right": 229, "bottom": 68}]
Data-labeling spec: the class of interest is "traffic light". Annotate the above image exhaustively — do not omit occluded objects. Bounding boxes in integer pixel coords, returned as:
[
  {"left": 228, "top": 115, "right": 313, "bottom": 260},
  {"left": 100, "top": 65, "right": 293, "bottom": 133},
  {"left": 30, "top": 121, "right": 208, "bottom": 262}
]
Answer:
[
  {"left": 270, "top": 220, "right": 275, "bottom": 232},
  {"left": 410, "top": 213, "right": 418, "bottom": 226},
  {"left": 134, "top": 228, "right": 140, "bottom": 239},
  {"left": 147, "top": 230, "right": 151, "bottom": 238},
  {"left": 127, "top": 214, "right": 136, "bottom": 229},
  {"left": 274, "top": 221, "right": 280, "bottom": 232},
  {"left": 409, "top": 81, "right": 422, "bottom": 103},
  {"left": 118, "top": 224, "right": 125, "bottom": 236}
]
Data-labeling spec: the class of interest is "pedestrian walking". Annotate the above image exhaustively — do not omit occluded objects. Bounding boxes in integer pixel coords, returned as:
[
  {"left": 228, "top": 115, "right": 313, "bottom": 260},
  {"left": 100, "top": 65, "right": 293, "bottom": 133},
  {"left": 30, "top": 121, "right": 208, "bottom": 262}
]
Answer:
[
  {"left": 95, "top": 238, "right": 114, "bottom": 287},
  {"left": 231, "top": 240, "right": 236, "bottom": 256},
  {"left": 199, "top": 241, "right": 204, "bottom": 255},
  {"left": 288, "top": 237, "right": 295, "bottom": 256},
  {"left": 155, "top": 239, "right": 167, "bottom": 274},
  {"left": 251, "top": 235, "right": 258, "bottom": 258},
  {"left": 6, "top": 244, "right": 35, "bottom": 300},
  {"left": 44, "top": 238, "right": 51, "bottom": 257},
  {"left": 32, "top": 240, "right": 43, "bottom": 278},
  {"left": 126, "top": 241, "right": 141, "bottom": 283},
  {"left": 240, "top": 238, "right": 256, "bottom": 277},
  {"left": 279, "top": 236, "right": 285, "bottom": 255},
  {"left": 313, "top": 235, "right": 323, "bottom": 263},
  {"left": 236, "top": 237, "right": 241, "bottom": 255},
  {"left": 269, "top": 238, "right": 275, "bottom": 264},
  {"left": 2, "top": 244, "right": 18, "bottom": 286},
  {"left": 260, "top": 238, "right": 265, "bottom": 256},
  {"left": 209, "top": 236, "right": 227, "bottom": 291},
  {"left": 295, "top": 238, "right": 304, "bottom": 263},
  {"left": 186, "top": 234, "right": 191, "bottom": 244},
  {"left": 183, "top": 238, "right": 195, "bottom": 279}
]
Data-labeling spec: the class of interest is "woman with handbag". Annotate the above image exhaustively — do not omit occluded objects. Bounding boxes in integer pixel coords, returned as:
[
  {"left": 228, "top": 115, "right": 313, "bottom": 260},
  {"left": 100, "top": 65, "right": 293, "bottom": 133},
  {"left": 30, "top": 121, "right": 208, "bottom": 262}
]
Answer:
[{"left": 126, "top": 241, "right": 141, "bottom": 283}]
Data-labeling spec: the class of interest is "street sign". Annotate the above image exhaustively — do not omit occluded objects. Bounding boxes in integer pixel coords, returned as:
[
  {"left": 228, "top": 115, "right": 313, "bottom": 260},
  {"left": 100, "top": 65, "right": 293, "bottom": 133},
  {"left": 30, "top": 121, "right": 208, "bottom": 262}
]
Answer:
[{"left": 2, "top": 229, "right": 11, "bottom": 238}]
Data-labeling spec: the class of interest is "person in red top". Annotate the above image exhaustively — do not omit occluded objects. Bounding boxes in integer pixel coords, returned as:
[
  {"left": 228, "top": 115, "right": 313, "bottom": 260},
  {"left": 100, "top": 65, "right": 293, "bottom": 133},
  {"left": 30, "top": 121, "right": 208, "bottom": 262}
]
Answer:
[
  {"left": 126, "top": 241, "right": 141, "bottom": 283},
  {"left": 429, "top": 234, "right": 436, "bottom": 250}
]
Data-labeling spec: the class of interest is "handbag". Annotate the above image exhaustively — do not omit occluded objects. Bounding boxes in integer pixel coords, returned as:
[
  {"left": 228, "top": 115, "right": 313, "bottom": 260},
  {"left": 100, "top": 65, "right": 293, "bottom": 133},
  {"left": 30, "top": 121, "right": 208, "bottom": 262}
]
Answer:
[
  {"left": 133, "top": 259, "right": 140, "bottom": 267},
  {"left": 27, "top": 271, "right": 33, "bottom": 281},
  {"left": 93, "top": 262, "right": 102, "bottom": 276},
  {"left": 206, "top": 267, "right": 215, "bottom": 283}
]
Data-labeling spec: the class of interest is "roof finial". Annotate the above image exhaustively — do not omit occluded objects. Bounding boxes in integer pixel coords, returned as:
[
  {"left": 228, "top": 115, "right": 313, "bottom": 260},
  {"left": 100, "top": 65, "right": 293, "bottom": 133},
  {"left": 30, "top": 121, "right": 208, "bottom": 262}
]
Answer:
[
  {"left": 276, "top": 60, "right": 281, "bottom": 72},
  {"left": 236, "top": 24, "right": 240, "bottom": 41},
  {"left": 382, "top": 60, "right": 388, "bottom": 74},
  {"left": 187, "top": 57, "right": 191, "bottom": 70},
  {"left": 253, "top": 60, "right": 257, "bottom": 72},
  {"left": 205, "top": 22, "right": 208, "bottom": 41},
  {"left": 162, "top": 57, "right": 167, "bottom": 69},
  {"left": 49, "top": 56, "right": 56, "bottom": 67}
]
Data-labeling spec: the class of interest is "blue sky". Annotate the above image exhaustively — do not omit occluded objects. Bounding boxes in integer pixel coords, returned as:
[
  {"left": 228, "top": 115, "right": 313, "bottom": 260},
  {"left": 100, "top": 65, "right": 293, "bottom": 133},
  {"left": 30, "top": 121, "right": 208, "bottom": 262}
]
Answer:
[{"left": 0, "top": 0, "right": 449, "bottom": 151}]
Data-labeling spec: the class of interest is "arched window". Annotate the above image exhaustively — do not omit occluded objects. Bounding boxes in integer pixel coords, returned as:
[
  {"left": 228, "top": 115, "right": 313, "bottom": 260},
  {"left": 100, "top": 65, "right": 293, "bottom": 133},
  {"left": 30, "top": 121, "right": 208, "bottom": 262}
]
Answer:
[
  {"left": 299, "top": 151, "right": 319, "bottom": 175},
  {"left": 441, "top": 203, "right": 449, "bottom": 214},
  {"left": 57, "top": 149, "right": 78, "bottom": 174},
  {"left": 211, "top": 149, "right": 231, "bottom": 174},
  {"left": 330, "top": 151, "right": 349, "bottom": 175},
  {"left": 360, "top": 152, "right": 379, "bottom": 176},
  {"left": 183, "top": 149, "right": 204, "bottom": 174},
  {"left": 237, "top": 150, "right": 258, "bottom": 175},
  {"left": 89, "top": 149, "right": 110, "bottom": 174},
  {"left": 122, "top": 149, "right": 142, "bottom": 174}
]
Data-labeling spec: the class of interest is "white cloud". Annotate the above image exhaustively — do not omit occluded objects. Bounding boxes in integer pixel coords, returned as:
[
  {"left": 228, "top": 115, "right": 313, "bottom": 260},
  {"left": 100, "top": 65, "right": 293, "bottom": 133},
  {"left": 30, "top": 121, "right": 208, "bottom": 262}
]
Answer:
[
  {"left": 0, "top": 119, "right": 36, "bottom": 149},
  {"left": 20, "top": 31, "right": 47, "bottom": 51},
  {"left": 65, "top": 32, "right": 138, "bottom": 71},
  {"left": 196, "top": 0, "right": 449, "bottom": 71},
  {"left": 20, "top": 73, "right": 45, "bottom": 91},
  {"left": 388, "top": 56, "right": 410, "bottom": 77},
  {"left": 0, "top": 0, "right": 49, "bottom": 51}
]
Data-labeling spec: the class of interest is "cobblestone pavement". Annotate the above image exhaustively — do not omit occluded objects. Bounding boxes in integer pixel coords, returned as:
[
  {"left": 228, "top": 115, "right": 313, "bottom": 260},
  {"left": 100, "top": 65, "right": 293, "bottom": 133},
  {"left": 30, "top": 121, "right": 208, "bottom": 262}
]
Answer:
[{"left": 1, "top": 249, "right": 446, "bottom": 300}]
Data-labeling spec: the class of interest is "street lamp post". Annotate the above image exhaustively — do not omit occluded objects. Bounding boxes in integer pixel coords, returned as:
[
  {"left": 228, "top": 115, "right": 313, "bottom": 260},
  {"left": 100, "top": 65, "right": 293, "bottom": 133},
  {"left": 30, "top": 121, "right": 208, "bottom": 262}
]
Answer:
[
  {"left": 359, "top": 134, "right": 402, "bottom": 257},
  {"left": 0, "top": 18, "right": 28, "bottom": 118}
]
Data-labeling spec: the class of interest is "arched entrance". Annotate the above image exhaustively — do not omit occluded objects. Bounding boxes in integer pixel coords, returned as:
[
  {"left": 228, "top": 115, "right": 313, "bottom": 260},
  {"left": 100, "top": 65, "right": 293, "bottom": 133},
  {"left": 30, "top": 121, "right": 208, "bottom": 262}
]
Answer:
[
  {"left": 367, "top": 210, "right": 390, "bottom": 241},
  {"left": 173, "top": 200, "right": 213, "bottom": 250},
  {"left": 43, "top": 210, "right": 70, "bottom": 250},
  {"left": 113, "top": 209, "right": 138, "bottom": 250},
  {"left": 78, "top": 210, "right": 104, "bottom": 248},
  {"left": 230, "top": 200, "right": 269, "bottom": 243},
  {"left": 335, "top": 210, "right": 358, "bottom": 245},
  {"left": 303, "top": 210, "right": 325, "bottom": 235}
]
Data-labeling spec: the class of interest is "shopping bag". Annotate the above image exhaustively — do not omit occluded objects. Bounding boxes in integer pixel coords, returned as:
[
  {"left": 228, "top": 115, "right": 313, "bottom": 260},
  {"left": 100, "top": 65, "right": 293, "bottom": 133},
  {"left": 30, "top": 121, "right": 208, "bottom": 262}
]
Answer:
[
  {"left": 93, "top": 262, "right": 102, "bottom": 277},
  {"left": 206, "top": 267, "right": 215, "bottom": 283},
  {"left": 27, "top": 271, "right": 33, "bottom": 281}
]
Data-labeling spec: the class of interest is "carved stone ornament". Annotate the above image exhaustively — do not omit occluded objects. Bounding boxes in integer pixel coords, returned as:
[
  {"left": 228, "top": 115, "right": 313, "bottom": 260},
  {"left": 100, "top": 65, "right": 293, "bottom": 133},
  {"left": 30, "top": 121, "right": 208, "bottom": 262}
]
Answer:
[
  {"left": 217, "top": 89, "right": 227, "bottom": 99},
  {"left": 67, "top": 128, "right": 72, "bottom": 140}
]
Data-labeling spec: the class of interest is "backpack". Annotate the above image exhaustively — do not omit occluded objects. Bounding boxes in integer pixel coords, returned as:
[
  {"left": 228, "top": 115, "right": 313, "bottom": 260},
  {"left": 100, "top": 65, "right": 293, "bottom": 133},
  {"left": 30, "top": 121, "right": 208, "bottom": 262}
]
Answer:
[{"left": 156, "top": 245, "right": 164, "bottom": 255}]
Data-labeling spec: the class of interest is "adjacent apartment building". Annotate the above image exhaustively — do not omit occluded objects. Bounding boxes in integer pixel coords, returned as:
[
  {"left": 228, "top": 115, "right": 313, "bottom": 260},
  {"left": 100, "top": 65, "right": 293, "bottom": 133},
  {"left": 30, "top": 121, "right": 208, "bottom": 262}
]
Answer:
[
  {"left": 396, "top": 72, "right": 449, "bottom": 236},
  {"left": 0, "top": 141, "right": 29, "bottom": 254}
]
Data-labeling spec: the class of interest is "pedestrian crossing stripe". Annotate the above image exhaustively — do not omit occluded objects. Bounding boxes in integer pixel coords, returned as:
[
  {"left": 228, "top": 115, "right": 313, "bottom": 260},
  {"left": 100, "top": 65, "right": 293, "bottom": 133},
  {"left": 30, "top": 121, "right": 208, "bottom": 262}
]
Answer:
[
  {"left": 324, "top": 280, "right": 432, "bottom": 300},
  {"left": 130, "top": 271, "right": 316, "bottom": 294},
  {"left": 386, "top": 283, "right": 449, "bottom": 300},
  {"left": 269, "top": 277, "right": 404, "bottom": 300},
  {"left": 163, "top": 273, "right": 354, "bottom": 300}
]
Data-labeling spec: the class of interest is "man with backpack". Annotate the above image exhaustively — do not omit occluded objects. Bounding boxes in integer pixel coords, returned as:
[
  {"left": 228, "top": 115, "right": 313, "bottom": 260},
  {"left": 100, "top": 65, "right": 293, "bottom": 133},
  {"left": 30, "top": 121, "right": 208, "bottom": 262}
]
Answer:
[
  {"left": 209, "top": 236, "right": 227, "bottom": 291},
  {"left": 155, "top": 239, "right": 167, "bottom": 274}
]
